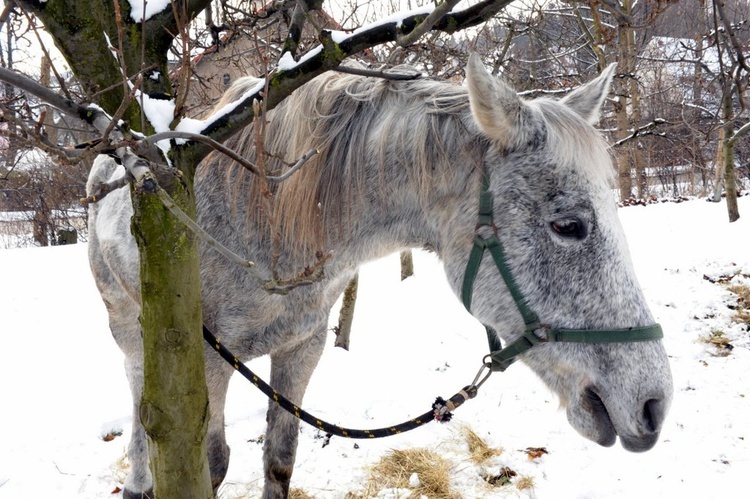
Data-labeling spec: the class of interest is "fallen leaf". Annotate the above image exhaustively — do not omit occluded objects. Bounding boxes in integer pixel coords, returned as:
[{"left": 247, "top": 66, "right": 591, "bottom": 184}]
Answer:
[{"left": 523, "top": 447, "right": 549, "bottom": 460}]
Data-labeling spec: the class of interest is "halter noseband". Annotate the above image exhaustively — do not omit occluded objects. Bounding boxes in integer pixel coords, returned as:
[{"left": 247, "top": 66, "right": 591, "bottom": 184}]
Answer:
[{"left": 461, "top": 171, "right": 663, "bottom": 372}]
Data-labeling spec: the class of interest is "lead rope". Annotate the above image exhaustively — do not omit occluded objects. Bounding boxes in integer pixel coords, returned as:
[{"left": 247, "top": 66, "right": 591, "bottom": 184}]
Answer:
[{"left": 204, "top": 325, "right": 492, "bottom": 439}]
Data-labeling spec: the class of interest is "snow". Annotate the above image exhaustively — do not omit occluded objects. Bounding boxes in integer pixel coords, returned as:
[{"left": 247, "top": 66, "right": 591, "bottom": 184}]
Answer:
[
  {"left": 274, "top": 45, "right": 325, "bottom": 74},
  {"left": 277, "top": 52, "right": 298, "bottom": 72},
  {"left": 135, "top": 92, "right": 175, "bottom": 134},
  {"left": 278, "top": 3, "right": 450, "bottom": 74},
  {"left": 135, "top": 91, "right": 175, "bottom": 152},
  {"left": 326, "top": 4, "right": 435, "bottom": 46},
  {"left": 174, "top": 78, "right": 265, "bottom": 141},
  {"left": 127, "top": 0, "right": 172, "bottom": 23},
  {"left": 1, "top": 196, "right": 749, "bottom": 498}
]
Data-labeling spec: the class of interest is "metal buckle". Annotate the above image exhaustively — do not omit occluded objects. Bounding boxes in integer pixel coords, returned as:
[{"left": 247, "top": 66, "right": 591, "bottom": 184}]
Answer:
[
  {"left": 472, "top": 358, "right": 494, "bottom": 388},
  {"left": 474, "top": 222, "right": 498, "bottom": 239}
]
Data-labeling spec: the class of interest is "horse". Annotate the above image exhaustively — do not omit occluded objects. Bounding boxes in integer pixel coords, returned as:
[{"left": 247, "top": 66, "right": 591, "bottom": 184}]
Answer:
[{"left": 86, "top": 55, "right": 673, "bottom": 498}]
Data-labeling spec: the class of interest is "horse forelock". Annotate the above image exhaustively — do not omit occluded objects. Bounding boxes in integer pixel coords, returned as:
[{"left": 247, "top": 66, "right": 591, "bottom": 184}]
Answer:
[{"left": 531, "top": 99, "right": 615, "bottom": 191}]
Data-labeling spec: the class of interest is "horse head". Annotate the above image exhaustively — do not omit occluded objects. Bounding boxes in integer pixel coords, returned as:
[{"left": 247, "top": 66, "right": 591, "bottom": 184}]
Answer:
[{"left": 460, "top": 55, "right": 673, "bottom": 452}]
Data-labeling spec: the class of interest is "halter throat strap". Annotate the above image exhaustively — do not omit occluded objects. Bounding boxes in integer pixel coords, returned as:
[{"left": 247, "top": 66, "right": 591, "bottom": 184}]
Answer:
[{"left": 461, "top": 170, "right": 663, "bottom": 372}]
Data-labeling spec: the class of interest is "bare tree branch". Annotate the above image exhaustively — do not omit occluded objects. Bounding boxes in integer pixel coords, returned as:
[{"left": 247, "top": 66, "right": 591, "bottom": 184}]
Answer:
[
  {"left": 727, "top": 120, "right": 750, "bottom": 148},
  {"left": 334, "top": 65, "right": 422, "bottom": 80},
  {"left": 81, "top": 167, "right": 130, "bottom": 204},
  {"left": 281, "top": 0, "right": 310, "bottom": 58},
  {"left": 613, "top": 118, "right": 668, "bottom": 147},
  {"left": 198, "top": 0, "right": 513, "bottom": 153},
  {"left": 397, "top": 0, "right": 463, "bottom": 47},
  {"left": 714, "top": 0, "right": 750, "bottom": 73}
]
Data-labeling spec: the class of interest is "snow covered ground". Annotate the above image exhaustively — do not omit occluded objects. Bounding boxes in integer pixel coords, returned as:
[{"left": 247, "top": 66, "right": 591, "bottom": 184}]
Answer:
[{"left": 1, "top": 196, "right": 748, "bottom": 498}]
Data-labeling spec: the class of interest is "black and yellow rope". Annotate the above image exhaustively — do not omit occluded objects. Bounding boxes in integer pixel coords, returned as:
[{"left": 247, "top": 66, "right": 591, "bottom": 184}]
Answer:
[{"left": 203, "top": 325, "right": 480, "bottom": 439}]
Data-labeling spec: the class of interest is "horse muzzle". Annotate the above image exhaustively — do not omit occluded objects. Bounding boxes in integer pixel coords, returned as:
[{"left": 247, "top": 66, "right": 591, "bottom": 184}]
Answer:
[{"left": 572, "top": 385, "right": 668, "bottom": 452}]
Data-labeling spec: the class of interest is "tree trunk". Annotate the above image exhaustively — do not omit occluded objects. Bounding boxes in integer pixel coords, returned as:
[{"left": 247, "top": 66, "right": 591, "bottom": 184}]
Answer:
[
  {"left": 614, "top": 19, "right": 634, "bottom": 201},
  {"left": 400, "top": 250, "right": 414, "bottom": 280},
  {"left": 711, "top": 128, "right": 725, "bottom": 202},
  {"left": 629, "top": 48, "right": 646, "bottom": 199},
  {"left": 721, "top": 91, "right": 740, "bottom": 222},
  {"left": 19, "top": 2, "right": 214, "bottom": 496},
  {"left": 335, "top": 272, "right": 359, "bottom": 350},
  {"left": 132, "top": 157, "right": 213, "bottom": 498}
]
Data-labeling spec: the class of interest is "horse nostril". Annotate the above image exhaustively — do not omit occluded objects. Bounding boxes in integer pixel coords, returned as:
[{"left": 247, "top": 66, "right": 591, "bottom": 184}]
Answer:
[{"left": 642, "top": 398, "right": 665, "bottom": 434}]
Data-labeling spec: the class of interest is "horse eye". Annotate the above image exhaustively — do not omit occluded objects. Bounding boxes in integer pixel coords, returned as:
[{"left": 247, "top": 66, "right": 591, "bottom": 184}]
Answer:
[{"left": 551, "top": 219, "right": 586, "bottom": 239}]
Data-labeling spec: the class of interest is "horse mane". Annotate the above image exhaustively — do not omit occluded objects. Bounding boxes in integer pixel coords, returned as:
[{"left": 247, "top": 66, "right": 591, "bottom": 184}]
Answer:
[
  {"left": 198, "top": 66, "right": 613, "bottom": 259},
  {"left": 200, "top": 66, "right": 486, "bottom": 258}
]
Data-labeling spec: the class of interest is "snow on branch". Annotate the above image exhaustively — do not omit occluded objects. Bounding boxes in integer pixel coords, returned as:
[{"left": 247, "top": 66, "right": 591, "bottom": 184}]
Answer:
[
  {"left": 613, "top": 119, "right": 668, "bottom": 147},
  {"left": 195, "top": 0, "right": 513, "bottom": 150},
  {"left": 2, "top": 1, "right": 513, "bottom": 170}
]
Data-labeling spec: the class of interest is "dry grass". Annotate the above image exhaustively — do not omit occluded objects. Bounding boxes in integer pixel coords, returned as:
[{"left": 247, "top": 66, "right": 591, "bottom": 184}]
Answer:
[
  {"left": 110, "top": 454, "right": 129, "bottom": 487},
  {"left": 288, "top": 488, "right": 316, "bottom": 499},
  {"left": 516, "top": 475, "right": 535, "bottom": 491},
  {"left": 461, "top": 426, "right": 502, "bottom": 464},
  {"left": 700, "top": 330, "right": 734, "bottom": 356},
  {"left": 728, "top": 283, "right": 750, "bottom": 323},
  {"left": 367, "top": 448, "right": 457, "bottom": 499}
]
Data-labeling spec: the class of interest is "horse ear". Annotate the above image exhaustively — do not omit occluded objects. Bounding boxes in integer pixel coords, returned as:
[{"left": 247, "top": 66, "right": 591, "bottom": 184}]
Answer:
[
  {"left": 466, "top": 53, "right": 522, "bottom": 146},
  {"left": 561, "top": 63, "right": 617, "bottom": 125}
]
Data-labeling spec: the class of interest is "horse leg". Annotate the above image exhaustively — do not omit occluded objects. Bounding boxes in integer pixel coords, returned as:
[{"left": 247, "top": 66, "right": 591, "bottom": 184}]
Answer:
[
  {"left": 262, "top": 328, "right": 327, "bottom": 498},
  {"left": 204, "top": 358, "right": 233, "bottom": 492},
  {"left": 121, "top": 355, "right": 153, "bottom": 499},
  {"left": 103, "top": 302, "right": 153, "bottom": 498}
]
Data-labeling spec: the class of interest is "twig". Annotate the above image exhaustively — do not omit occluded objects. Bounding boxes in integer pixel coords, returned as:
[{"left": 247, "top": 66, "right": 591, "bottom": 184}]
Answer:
[
  {"left": 269, "top": 147, "right": 319, "bottom": 182},
  {"left": 21, "top": 8, "right": 72, "bottom": 100},
  {"left": 334, "top": 65, "right": 422, "bottom": 81},
  {"left": 263, "top": 250, "right": 333, "bottom": 295},
  {"left": 154, "top": 186, "right": 264, "bottom": 276},
  {"left": 154, "top": 183, "right": 330, "bottom": 295},
  {"left": 145, "top": 130, "right": 261, "bottom": 176},
  {"left": 613, "top": 119, "right": 668, "bottom": 147},
  {"left": 397, "top": 0, "right": 462, "bottom": 47},
  {"left": 0, "top": 109, "right": 83, "bottom": 164},
  {"left": 80, "top": 167, "right": 131, "bottom": 205},
  {"left": 89, "top": 64, "right": 157, "bottom": 101}
]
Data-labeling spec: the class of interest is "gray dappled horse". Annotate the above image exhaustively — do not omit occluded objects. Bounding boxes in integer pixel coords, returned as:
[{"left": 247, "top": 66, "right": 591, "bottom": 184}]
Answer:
[{"left": 87, "top": 55, "right": 673, "bottom": 498}]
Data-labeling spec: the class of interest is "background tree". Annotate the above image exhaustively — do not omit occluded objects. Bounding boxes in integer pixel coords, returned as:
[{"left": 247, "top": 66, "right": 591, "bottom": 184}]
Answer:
[{"left": 711, "top": 0, "right": 749, "bottom": 221}]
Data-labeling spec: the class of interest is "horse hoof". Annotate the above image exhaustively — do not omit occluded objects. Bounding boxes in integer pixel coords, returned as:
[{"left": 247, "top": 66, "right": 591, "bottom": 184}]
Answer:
[{"left": 122, "top": 488, "right": 154, "bottom": 499}]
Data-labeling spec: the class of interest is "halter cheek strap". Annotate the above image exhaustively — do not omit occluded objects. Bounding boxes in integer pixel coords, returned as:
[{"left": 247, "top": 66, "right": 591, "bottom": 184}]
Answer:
[{"left": 461, "top": 170, "right": 663, "bottom": 372}]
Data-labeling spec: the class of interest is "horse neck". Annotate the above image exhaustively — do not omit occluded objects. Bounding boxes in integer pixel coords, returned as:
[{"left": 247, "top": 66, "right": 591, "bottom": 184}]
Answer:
[{"left": 321, "top": 141, "right": 484, "bottom": 269}]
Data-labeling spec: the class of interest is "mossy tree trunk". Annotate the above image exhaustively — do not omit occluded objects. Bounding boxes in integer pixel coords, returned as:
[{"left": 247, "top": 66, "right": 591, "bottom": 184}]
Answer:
[
  {"left": 132, "top": 154, "right": 212, "bottom": 497},
  {"left": 19, "top": 1, "right": 214, "bottom": 497}
]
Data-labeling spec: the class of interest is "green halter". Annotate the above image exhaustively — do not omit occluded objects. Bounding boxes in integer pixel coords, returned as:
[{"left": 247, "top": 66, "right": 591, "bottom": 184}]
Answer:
[{"left": 461, "top": 171, "right": 663, "bottom": 372}]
